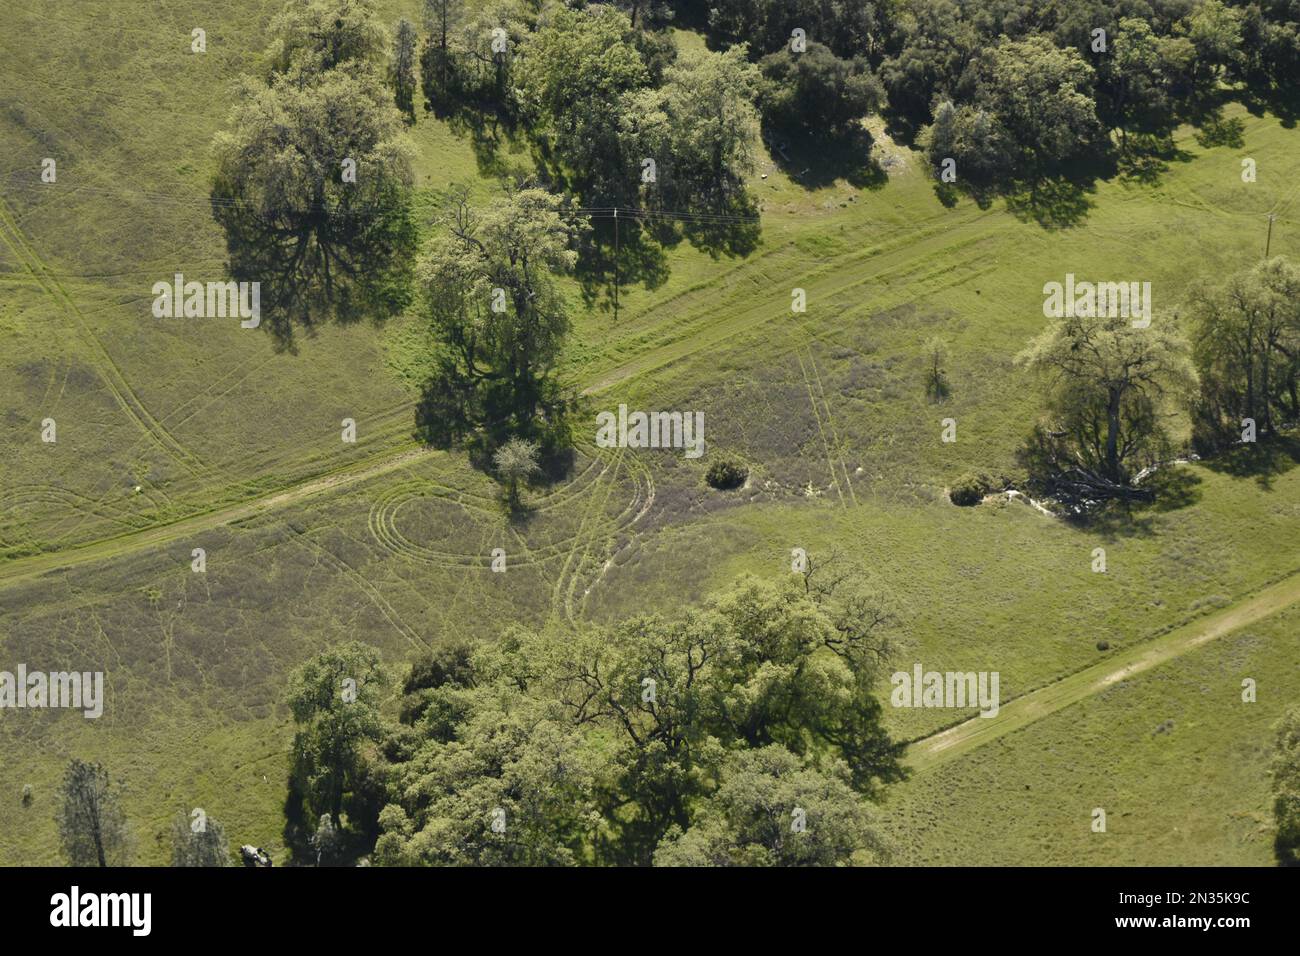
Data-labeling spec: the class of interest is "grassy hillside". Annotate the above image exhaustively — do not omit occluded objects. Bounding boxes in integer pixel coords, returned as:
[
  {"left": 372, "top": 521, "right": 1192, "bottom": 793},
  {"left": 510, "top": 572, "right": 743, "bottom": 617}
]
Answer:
[{"left": 1, "top": 1, "right": 1298, "bottom": 865}]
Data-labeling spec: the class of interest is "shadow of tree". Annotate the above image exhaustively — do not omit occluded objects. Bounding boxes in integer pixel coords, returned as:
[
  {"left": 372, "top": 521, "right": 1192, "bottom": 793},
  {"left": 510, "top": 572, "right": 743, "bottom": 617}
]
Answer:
[
  {"left": 1275, "top": 831, "right": 1300, "bottom": 867},
  {"left": 763, "top": 125, "right": 887, "bottom": 191},
  {"left": 674, "top": 190, "right": 763, "bottom": 258},
  {"left": 1143, "top": 466, "right": 1204, "bottom": 512},
  {"left": 443, "top": 104, "right": 527, "bottom": 179},
  {"left": 1201, "top": 435, "right": 1300, "bottom": 490},
  {"left": 932, "top": 181, "right": 960, "bottom": 208},
  {"left": 1194, "top": 114, "right": 1246, "bottom": 149},
  {"left": 573, "top": 217, "right": 671, "bottom": 316},
  {"left": 1117, "top": 133, "right": 1195, "bottom": 186},
  {"left": 413, "top": 357, "right": 580, "bottom": 509},
  {"left": 1239, "top": 85, "right": 1300, "bottom": 129},
  {"left": 210, "top": 179, "right": 417, "bottom": 353},
  {"left": 1004, "top": 175, "right": 1097, "bottom": 230}
]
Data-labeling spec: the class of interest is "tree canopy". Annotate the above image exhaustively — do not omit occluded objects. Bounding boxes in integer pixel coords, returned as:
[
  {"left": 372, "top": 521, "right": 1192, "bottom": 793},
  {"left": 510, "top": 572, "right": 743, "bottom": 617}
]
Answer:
[
  {"left": 1191, "top": 256, "right": 1300, "bottom": 451},
  {"left": 1017, "top": 312, "right": 1197, "bottom": 494},
  {"left": 371, "top": 568, "right": 905, "bottom": 866},
  {"left": 211, "top": 0, "right": 418, "bottom": 346},
  {"left": 415, "top": 185, "right": 583, "bottom": 451}
]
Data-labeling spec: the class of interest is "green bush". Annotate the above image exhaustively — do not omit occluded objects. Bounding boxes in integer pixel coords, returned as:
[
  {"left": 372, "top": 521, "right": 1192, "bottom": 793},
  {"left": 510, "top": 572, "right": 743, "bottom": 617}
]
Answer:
[
  {"left": 706, "top": 458, "right": 749, "bottom": 490},
  {"left": 949, "top": 472, "right": 990, "bottom": 506}
]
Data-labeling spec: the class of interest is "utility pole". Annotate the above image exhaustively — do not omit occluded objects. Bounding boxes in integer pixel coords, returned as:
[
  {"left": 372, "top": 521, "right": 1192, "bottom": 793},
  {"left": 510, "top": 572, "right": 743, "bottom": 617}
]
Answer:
[
  {"left": 1265, "top": 213, "right": 1276, "bottom": 259},
  {"left": 613, "top": 206, "right": 619, "bottom": 323}
]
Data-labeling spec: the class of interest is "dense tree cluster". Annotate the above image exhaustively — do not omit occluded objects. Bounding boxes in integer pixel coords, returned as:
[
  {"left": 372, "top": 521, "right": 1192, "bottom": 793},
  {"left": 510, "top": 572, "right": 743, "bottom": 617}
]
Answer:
[
  {"left": 1190, "top": 257, "right": 1300, "bottom": 452},
  {"left": 279, "top": 568, "right": 906, "bottom": 866},
  {"left": 681, "top": 0, "right": 1299, "bottom": 194},
  {"left": 212, "top": 0, "right": 1299, "bottom": 493}
]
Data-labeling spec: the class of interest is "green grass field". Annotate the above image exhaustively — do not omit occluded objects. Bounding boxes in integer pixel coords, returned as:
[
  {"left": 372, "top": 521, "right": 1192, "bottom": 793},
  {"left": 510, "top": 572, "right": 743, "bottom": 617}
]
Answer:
[{"left": 1, "top": 0, "right": 1298, "bottom": 865}]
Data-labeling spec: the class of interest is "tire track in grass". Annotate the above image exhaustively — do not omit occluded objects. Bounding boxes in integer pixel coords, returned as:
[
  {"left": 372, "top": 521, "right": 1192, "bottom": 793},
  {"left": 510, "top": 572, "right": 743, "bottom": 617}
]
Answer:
[
  {"left": 578, "top": 206, "right": 1004, "bottom": 397},
  {"left": 1, "top": 198, "right": 997, "bottom": 580},
  {"left": 552, "top": 445, "right": 625, "bottom": 622},
  {"left": 289, "top": 528, "right": 425, "bottom": 651},
  {"left": 0, "top": 196, "right": 213, "bottom": 481},
  {"left": 906, "top": 566, "right": 1300, "bottom": 774},
  {"left": 0, "top": 445, "right": 433, "bottom": 588},
  {"left": 794, "top": 345, "right": 846, "bottom": 507},
  {"left": 563, "top": 446, "right": 653, "bottom": 622},
  {"left": 803, "top": 346, "right": 857, "bottom": 506}
]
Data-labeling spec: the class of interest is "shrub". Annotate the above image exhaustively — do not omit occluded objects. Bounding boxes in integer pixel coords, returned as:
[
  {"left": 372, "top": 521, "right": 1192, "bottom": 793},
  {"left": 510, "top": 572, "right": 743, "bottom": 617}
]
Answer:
[
  {"left": 949, "top": 472, "right": 990, "bottom": 506},
  {"left": 706, "top": 458, "right": 749, "bottom": 490}
]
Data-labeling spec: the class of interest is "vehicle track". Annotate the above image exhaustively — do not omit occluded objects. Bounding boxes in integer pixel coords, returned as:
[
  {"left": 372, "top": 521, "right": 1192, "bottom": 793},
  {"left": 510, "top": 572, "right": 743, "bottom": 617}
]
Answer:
[
  {"left": 0, "top": 195, "right": 214, "bottom": 481},
  {"left": 906, "top": 567, "right": 1300, "bottom": 773}
]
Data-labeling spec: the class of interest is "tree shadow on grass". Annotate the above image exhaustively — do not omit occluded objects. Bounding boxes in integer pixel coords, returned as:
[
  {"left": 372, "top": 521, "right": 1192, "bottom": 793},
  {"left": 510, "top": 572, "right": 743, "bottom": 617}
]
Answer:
[
  {"left": 1239, "top": 85, "right": 1300, "bottom": 129},
  {"left": 210, "top": 179, "right": 417, "bottom": 354},
  {"left": 1059, "top": 467, "right": 1202, "bottom": 539},
  {"left": 1117, "top": 133, "right": 1195, "bottom": 186},
  {"left": 413, "top": 359, "right": 580, "bottom": 520},
  {"left": 671, "top": 189, "right": 764, "bottom": 259},
  {"left": 1142, "top": 466, "right": 1204, "bottom": 513},
  {"left": 1201, "top": 435, "right": 1300, "bottom": 491},
  {"left": 1193, "top": 114, "right": 1246, "bottom": 150},
  {"left": 1003, "top": 175, "right": 1097, "bottom": 230},
  {"left": 442, "top": 104, "right": 528, "bottom": 180},
  {"left": 574, "top": 217, "right": 671, "bottom": 317},
  {"left": 764, "top": 125, "right": 888, "bottom": 191}
]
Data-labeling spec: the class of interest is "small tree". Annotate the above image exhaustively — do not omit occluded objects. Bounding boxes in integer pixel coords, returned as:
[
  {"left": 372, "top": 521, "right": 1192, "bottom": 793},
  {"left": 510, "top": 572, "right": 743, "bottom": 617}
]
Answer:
[
  {"left": 1273, "top": 706, "right": 1300, "bottom": 866},
  {"left": 391, "top": 18, "right": 419, "bottom": 121},
  {"left": 57, "top": 759, "right": 131, "bottom": 867},
  {"left": 494, "top": 437, "right": 540, "bottom": 507},
  {"left": 286, "top": 642, "right": 390, "bottom": 833},
  {"left": 924, "top": 336, "right": 949, "bottom": 400},
  {"left": 312, "top": 813, "right": 344, "bottom": 866},
  {"left": 419, "top": 0, "right": 463, "bottom": 112},
  {"left": 170, "top": 811, "right": 231, "bottom": 867}
]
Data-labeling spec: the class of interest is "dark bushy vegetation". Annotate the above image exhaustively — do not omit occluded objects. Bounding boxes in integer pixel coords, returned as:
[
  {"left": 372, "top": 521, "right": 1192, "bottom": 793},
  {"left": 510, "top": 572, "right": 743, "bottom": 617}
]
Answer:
[
  {"left": 279, "top": 567, "right": 908, "bottom": 867},
  {"left": 949, "top": 472, "right": 991, "bottom": 506},
  {"left": 706, "top": 457, "right": 749, "bottom": 490}
]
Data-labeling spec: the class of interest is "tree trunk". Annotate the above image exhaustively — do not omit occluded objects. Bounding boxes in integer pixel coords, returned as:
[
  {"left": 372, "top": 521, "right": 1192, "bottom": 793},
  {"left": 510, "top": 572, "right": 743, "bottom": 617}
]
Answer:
[
  {"left": 1262, "top": 355, "right": 1273, "bottom": 436},
  {"left": 1105, "top": 386, "right": 1123, "bottom": 483}
]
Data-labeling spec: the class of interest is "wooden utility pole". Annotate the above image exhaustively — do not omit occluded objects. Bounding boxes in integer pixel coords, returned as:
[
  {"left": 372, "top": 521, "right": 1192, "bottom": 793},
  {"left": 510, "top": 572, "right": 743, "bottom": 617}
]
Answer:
[
  {"left": 613, "top": 206, "right": 619, "bottom": 322},
  {"left": 1265, "top": 213, "right": 1276, "bottom": 259}
]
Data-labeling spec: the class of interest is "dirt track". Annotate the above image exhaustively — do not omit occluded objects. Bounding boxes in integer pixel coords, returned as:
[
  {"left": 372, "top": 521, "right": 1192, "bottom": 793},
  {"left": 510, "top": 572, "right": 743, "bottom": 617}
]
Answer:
[{"left": 907, "top": 567, "right": 1300, "bottom": 773}]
